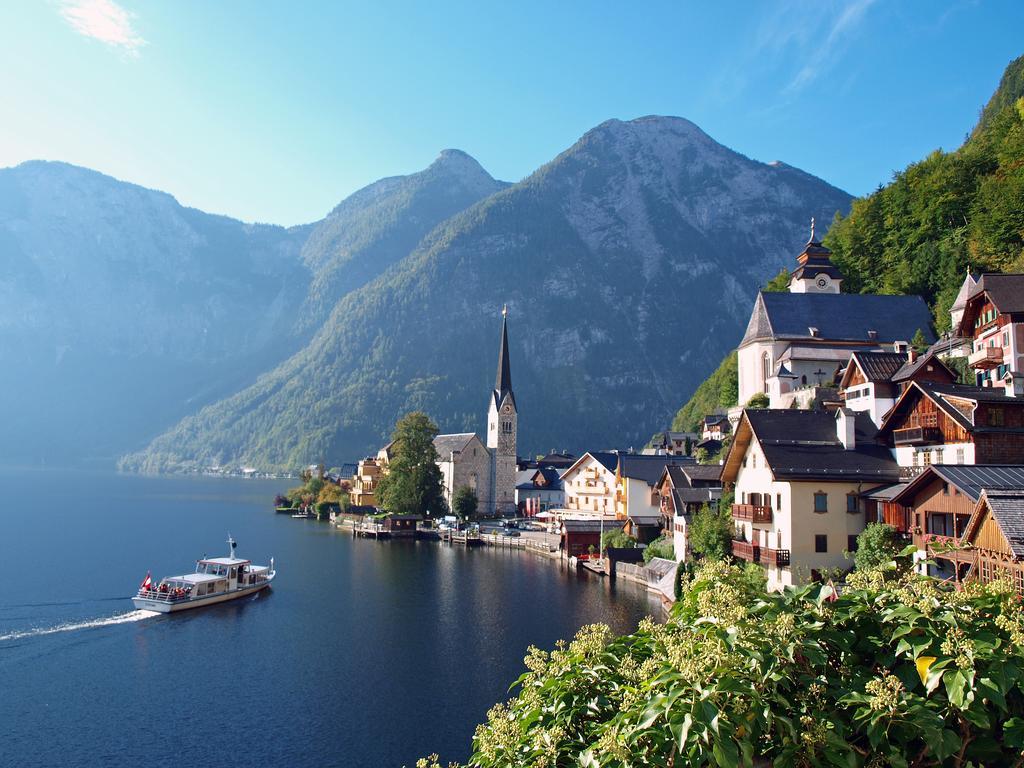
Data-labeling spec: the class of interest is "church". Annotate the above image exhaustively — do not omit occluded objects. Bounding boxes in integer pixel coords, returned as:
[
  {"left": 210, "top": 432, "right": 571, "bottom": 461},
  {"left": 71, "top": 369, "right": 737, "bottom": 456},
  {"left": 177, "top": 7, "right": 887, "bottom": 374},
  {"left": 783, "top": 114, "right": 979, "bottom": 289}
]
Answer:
[
  {"left": 432, "top": 307, "right": 518, "bottom": 516},
  {"left": 737, "top": 223, "right": 936, "bottom": 409}
]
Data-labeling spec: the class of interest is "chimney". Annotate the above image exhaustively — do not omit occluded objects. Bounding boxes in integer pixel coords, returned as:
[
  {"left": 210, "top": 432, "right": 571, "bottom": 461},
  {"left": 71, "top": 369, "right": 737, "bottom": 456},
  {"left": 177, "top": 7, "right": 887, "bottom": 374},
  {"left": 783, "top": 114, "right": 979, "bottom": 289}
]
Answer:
[
  {"left": 836, "top": 408, "right": 856, "bottom": 450},
  {"left": 907, "top": 348, "right": 917, "bottom": 364}
]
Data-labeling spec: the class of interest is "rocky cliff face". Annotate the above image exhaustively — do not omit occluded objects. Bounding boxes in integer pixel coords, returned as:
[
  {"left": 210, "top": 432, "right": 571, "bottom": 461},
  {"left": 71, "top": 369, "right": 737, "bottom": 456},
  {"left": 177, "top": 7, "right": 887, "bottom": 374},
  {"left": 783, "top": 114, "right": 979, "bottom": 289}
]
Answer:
[
  {"left": 124, "top": 116, "right": 852, "bottom": 472},
  {"left": 0, "top": 155, "right": 504, "bottom": 465}
]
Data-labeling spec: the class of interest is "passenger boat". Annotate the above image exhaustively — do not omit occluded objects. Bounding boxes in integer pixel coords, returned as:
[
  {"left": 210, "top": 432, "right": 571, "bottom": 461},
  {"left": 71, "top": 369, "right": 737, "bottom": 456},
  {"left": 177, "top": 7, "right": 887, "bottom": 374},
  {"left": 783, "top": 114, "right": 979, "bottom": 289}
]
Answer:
[{"left": 133, "top": 536, "right": 275, "bottom": 613}]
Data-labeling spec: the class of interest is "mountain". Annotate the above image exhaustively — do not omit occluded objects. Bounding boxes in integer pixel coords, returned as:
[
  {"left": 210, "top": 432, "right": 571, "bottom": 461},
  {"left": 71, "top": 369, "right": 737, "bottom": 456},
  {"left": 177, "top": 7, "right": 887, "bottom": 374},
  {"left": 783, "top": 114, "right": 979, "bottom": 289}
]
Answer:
[
  {"left": 123, "top": 116, "right": 852, "bottom": 472},
  {"left": 0, "top": 154, "right": 504, "bottom": 466},
  {"left": 669, "top": 54, "right": 1024, "bottom": 435},
  {"left": 296, "top": 149, "right": 508, "bottom": 330},
  {"left": 0, "top": 161, "right": 312, "bottom": 465}
]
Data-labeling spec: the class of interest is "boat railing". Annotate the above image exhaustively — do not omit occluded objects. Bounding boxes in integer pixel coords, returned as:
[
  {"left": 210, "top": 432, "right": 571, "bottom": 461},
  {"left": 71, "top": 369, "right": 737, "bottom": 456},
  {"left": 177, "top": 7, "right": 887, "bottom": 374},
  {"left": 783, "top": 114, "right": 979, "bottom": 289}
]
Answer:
[{"left": 137, "top": 588, "right": 192, "bottom": 602}]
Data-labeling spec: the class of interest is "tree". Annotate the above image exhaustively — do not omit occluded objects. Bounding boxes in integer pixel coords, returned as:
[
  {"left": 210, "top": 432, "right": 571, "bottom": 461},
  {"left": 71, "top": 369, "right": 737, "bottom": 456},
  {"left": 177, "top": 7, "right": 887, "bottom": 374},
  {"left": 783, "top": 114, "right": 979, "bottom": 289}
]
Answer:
[
  {"left": 642, "top": 535, "right": 675, "bottom": 563},
  {"left": 763, "top": 267, "right": 791, "bottom": 292},
  {"left": 601, "top": 529, "right": 637, "bottom": 551},
  {"left": 851, "top": 522, "right": 908, "bottom": 571},
  {"left": 745, "top": 392, "right": 770, "bottom": 409},
  {"left": 376, "top": 411, "right": 448, "bottom": 518},
  {"left": 452, "top": 486, "right": 478, "bottom": 519},
  {"left": 911, "top": 327, "right": 929, "bottom": 353},
  {"left": 689, "top": 501, "right": 734, "bottom": 560}
]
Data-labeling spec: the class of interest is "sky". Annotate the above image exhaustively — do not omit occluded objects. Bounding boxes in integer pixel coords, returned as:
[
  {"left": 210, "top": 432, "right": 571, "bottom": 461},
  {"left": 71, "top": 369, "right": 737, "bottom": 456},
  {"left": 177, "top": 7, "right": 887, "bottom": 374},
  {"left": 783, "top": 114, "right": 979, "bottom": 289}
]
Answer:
[{"left": 0, "top": 1, "right": 1021, "bottom": 226}]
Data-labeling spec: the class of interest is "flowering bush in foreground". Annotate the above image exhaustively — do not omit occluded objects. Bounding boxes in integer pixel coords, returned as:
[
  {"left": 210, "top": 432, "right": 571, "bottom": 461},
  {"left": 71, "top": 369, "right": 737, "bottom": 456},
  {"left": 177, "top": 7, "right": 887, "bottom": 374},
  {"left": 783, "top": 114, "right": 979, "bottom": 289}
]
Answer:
[{"left": 462, "top": 561, "right": 1024, "bottom": 767}]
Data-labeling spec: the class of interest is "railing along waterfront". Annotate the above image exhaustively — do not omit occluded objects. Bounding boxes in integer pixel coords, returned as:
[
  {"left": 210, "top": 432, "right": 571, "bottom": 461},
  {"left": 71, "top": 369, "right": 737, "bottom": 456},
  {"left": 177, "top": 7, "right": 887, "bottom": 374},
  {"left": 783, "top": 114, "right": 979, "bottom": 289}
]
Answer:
[{"left": 731, "top": 503, "right": 773, "bottom": 524}]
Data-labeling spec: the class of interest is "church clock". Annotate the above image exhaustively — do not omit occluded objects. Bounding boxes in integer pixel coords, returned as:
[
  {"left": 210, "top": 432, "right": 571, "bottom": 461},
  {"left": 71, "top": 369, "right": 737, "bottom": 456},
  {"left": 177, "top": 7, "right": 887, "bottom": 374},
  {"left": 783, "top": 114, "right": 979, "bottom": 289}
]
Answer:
[{"left": 815, "top": 275, "right": 830, "bottom": 291}]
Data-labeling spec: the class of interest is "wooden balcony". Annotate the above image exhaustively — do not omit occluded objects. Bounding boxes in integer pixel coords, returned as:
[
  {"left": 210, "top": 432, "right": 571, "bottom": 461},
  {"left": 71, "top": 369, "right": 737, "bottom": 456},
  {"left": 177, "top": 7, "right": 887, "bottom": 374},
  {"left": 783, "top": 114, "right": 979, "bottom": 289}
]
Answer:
[
  {"left": 924, "top": 534, "right": 974, "bottom": 564},
  {"left": 758, "top": 547, "right": 791, "bottom": 567},
  {"left": 893, "top": 426, "right": 941, "bottom": 446},
  {"left": 731, "top": 503, "right": 773, "bottom": 524},
  {"left": 731, "top": 540, "right": 760, "bottom": 562},
  {"left": 968, "top": 346, "right": 1003, "bottom": 370}
]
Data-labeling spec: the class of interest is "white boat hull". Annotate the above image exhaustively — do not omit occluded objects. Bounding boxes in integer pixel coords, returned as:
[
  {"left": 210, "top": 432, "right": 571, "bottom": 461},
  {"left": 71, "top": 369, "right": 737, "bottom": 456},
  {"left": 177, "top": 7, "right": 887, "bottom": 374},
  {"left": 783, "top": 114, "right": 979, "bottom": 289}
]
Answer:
[{"left": 132, "top": 573, "right": 275, "bottom": 613}]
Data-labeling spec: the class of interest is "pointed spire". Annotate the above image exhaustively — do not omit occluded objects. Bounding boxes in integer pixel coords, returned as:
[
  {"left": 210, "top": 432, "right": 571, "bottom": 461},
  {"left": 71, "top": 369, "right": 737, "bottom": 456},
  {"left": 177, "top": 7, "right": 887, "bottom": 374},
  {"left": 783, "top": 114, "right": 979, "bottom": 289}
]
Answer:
[
  {"left": 809, "top": 216, "right": 816, "bottom": 243},
  {"left": 495, "top": 305, "right": 512, "bottom": 395}
]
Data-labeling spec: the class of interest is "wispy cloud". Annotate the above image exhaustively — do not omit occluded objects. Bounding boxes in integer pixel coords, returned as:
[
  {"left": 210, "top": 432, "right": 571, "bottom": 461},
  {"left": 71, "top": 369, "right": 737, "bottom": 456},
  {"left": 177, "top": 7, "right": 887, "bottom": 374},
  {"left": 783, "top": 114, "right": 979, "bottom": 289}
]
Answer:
[
  {"left": 784, "top": 0, "right": 877, "bottom": 94},
  {"left": 59, "top": 0, "right": 146, "bottom": 56}
]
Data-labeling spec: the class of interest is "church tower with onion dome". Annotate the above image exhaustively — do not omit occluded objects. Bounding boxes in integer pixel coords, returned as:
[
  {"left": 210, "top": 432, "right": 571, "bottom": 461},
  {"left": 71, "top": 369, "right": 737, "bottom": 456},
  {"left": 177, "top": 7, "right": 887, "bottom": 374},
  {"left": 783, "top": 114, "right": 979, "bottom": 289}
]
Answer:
[{"left": 486, "top": 305, "right": 518, "bottom": 516}]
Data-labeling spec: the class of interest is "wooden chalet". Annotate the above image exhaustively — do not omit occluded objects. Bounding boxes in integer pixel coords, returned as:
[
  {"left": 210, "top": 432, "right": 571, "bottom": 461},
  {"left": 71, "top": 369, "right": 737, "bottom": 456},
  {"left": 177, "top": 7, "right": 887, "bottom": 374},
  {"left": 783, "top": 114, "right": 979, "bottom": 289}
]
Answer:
[
  {"left": 961, "top": 490, "right": 1024, "bottom": 594},
  {"left": 885, "top": 465, "right": 1024, "bottom": 581},
  {"left": 839, "top": 348, "right": 955, "bottom": 426},
  {"left": 876, "top": 380, "right": 1024, "bottom": 475}
]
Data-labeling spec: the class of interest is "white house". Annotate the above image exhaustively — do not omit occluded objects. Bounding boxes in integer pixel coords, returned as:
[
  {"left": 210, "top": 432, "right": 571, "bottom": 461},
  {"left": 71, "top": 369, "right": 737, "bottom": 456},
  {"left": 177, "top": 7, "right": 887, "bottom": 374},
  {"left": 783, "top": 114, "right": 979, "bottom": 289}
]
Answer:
[
  {"left": 560, "top": 452, "right": 618, "bottom": 517},
  {"left": 721, "top": 408, "right": 901, "bottom": 591}
]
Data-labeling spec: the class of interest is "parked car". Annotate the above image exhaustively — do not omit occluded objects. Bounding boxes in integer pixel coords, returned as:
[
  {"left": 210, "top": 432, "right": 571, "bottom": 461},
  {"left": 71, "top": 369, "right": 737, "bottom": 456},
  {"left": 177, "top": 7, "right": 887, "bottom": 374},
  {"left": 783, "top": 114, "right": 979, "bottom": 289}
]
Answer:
[{"left": 499, "top": 528, "right": 521, "bottom": 537}]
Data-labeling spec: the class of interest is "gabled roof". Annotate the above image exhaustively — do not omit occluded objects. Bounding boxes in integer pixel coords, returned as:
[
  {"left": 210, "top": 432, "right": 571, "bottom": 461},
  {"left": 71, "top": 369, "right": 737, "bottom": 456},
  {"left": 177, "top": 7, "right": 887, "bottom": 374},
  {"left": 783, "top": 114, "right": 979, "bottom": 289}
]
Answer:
[
  {"left": 877, "top": 380, "right": 1024, "bottom": 438},
  {"left": 561, "top": 451, "right": 619, "bottom": 479},
  {"left": 891, "top": 351, "right": 956, "bottom": 384},
  {"left": 516, "top": 466, "right": 563, "bottom": 491},
  {"left": 847, "top": 351, "right": 908, "bottom": 383},
  {"left": 971, "top": 274, "right": 1024, "bottom": 314},
  {"left": 722, "top": 408, "right": 899, "bottom": 483},
  {"left": 740, "top": 292, "right": 935, "bottom": 347},
  {"left": 433, "top": 433, "right": 479, "bottom": 457},
  {"left": 680, "top": 464, "right": 724, "bottom": 483},
  {"left": 964, "top": 490, "right": 1024, "bottom": 559},
  {"left": 618, "top": 454, "right": 695, "bottom": 487},
  {"left": 891, "top": 464, "right": 1024, "bottom": 506},
  {"left": 537, "top": 452, "right": 576, "bottom": 468}
]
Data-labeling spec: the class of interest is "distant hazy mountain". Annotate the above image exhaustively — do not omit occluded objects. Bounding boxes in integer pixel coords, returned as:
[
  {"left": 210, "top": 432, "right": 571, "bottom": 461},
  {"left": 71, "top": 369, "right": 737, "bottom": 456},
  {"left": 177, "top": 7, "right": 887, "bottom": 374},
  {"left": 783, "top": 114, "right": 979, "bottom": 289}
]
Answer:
[
  {"left": 124, "top": 116, "right": 852, "bottom": 472},
  {"left": 0, "top": 154, "right": 504, "bottom": 466}
]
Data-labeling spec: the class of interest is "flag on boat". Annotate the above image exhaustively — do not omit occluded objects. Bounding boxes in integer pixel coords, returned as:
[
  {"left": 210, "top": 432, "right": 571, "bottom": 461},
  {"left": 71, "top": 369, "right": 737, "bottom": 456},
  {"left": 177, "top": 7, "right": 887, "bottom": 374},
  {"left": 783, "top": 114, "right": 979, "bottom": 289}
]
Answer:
[{"left": 140, "top": 571, "right": 152, "bottom": 590}]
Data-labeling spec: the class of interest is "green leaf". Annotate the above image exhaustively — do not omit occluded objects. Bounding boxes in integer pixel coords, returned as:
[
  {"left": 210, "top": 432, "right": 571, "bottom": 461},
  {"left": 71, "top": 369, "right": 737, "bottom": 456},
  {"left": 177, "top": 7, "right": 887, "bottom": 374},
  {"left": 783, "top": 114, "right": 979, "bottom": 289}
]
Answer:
[
  {"left": 934, "top": 728, "right": 962, "bottom": 761},
  {"left": 712, "top": 738, "right": 739, "bottom": 768},
  {"left": 1004, "top": 717, "right": 1024, "bottom": 749}
]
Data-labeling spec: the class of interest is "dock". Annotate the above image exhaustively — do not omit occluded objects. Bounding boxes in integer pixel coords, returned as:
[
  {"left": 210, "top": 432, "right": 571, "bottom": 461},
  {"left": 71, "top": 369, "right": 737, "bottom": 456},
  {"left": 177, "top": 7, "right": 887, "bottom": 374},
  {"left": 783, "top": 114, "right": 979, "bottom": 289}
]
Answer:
[{"left": 353, "top": 521, "right": 389, "bottom": 540}]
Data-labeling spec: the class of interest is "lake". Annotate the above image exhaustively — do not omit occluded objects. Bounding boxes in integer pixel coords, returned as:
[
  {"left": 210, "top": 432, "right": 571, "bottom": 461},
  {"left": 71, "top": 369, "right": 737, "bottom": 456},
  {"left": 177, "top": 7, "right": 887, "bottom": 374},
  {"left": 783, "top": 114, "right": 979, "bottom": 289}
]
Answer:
[{"left": 0, "top": 470, "right": 659, "bottom": 767}]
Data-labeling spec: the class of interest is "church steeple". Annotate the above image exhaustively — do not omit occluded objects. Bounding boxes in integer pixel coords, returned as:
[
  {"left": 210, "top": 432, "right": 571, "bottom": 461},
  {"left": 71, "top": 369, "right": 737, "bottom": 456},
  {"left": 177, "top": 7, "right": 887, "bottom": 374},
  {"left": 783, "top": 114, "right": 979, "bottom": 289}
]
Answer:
[
  {"left": 495, "top": 304, "right": 512, "bottom": 396},
  {"left": 486, "top": 305, "right": 517, "bottom": 516},
  {"left": 788, "top": 218, "right": 843, "bottom": 294}
]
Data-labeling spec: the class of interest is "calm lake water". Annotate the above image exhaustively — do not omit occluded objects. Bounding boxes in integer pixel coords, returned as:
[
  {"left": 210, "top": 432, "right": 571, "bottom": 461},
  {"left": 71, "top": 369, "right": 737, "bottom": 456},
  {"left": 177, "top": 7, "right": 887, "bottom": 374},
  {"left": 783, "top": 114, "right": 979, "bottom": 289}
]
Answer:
[{"left": 0, "top": 470, "right": 658, "bottom": 768}]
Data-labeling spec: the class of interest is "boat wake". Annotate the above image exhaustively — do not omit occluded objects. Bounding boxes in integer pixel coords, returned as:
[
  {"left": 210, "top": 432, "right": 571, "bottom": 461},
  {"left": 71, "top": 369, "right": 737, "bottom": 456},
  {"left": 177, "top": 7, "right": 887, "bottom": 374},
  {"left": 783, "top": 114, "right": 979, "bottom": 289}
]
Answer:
[{"left": 0, "top": 609, "right": 159, "bottom": 642}]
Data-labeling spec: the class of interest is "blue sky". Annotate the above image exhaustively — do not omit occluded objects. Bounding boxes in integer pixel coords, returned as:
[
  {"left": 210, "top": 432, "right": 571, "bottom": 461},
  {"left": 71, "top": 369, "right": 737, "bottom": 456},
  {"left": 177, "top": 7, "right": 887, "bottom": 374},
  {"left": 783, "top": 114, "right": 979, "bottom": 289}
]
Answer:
[{"left": 1, "top": 1, "right": 1021, "bottom": 225}]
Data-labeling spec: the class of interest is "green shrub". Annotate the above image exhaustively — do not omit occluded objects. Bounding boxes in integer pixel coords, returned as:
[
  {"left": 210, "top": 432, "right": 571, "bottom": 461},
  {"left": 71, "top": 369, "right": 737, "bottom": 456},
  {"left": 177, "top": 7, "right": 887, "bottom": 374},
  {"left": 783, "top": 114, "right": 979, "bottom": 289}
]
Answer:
[
  {"left": 601, "top": 530, "right": 637, "bottom": 551},
  {"left": 467, "top": 561, "right": 1024, "bottom": 767},
  {"left": 642, "top": 535, "right": 674, "bottom": 564}
]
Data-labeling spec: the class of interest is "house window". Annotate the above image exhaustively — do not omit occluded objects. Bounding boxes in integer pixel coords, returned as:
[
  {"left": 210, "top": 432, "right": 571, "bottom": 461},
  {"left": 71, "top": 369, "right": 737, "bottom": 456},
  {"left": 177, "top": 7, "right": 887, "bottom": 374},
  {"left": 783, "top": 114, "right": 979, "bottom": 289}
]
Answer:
[
  {"left": 815, "top": 535, "right": 828, "bottom": 553},
  {"left": 922, "top": 451, "right": 932, "bottom": 467},
  {"left": 752, "top": 454, "right": 757, "bottom": 468},
  {"left": 846, "top": 494, "right": 858, "bottom": 514},
  {"left": 942, "top": 482, "right": 949, "bottom": 495},
  {"left": 956, "top": 448, "right": 965, "bottom": 464},
  {"left": 762, "top": 353, "right": 771, "bottom": 394},
  {"left": 847, "top": 535, "right": 858, "bottom": 553},
  {"left": 776, "top": 493, "right": 782, "bottom": 511},
  {"left": 813, "top": 492, "right": 828, "bottom": 514},
  {"left": 990, "top": 408, "right": 1005, "bottom": 427}
]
